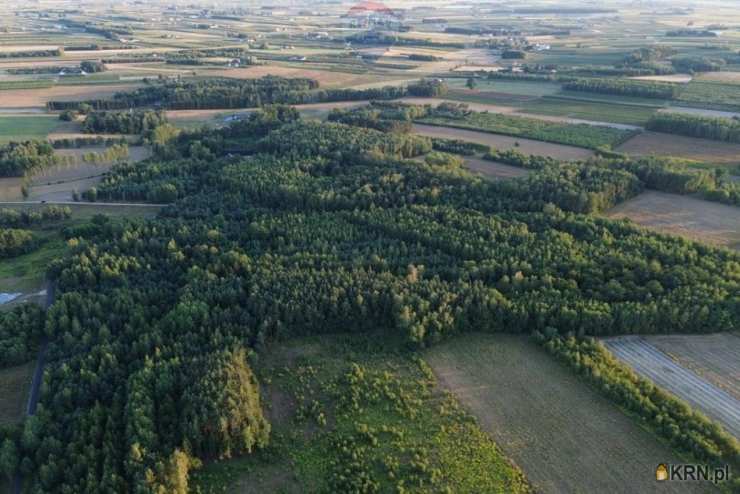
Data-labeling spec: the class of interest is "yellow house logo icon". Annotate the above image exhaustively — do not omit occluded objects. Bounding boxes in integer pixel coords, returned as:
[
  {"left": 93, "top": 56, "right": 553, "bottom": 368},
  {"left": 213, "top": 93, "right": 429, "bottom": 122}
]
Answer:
[{"left": 656, "top": 464, "right": 669, "bottom": 481}]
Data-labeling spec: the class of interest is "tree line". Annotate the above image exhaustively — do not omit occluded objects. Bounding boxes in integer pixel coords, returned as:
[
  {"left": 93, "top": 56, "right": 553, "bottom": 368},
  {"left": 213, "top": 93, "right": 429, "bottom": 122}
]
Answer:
[
  {"left": 0, "top": 206, "right": 71, "bottom": 228},
  {"left": 646, "top": 112, "right": 740, "bottom": 143},
  {"left": 82, "top": 110, "right": 168, "bottom": 136},
  {"left": 46, "top": 76, "right": 440, "bottom": 112}
]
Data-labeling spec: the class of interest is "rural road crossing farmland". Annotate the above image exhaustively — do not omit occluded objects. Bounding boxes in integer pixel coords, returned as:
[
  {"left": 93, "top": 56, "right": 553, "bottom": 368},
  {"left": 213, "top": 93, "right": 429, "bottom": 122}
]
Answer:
[{"left": 603, "top": 336, "right": 740, "bottom": 439}]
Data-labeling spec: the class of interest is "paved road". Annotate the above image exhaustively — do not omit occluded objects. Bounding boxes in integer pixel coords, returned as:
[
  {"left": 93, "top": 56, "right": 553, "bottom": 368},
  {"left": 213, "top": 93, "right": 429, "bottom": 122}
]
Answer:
[{"left": 12, "top": 284, "right": 55, "bottom": 494}]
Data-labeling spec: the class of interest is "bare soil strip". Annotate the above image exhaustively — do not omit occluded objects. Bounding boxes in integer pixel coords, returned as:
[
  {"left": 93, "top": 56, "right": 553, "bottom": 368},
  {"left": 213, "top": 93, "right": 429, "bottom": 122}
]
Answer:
[{"left": 603, "top": 336, "right": 740, "bottom": 439}]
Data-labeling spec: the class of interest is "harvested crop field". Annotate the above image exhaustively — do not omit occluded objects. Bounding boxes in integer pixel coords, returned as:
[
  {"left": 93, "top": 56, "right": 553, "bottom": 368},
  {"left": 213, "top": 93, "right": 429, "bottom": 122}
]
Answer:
[
  {"left": 425, "top": 334, "right": 710, "bottom": 494},
  {"left": 616, "top": 131, "right": 740, "bottom": 165},
  {"left": 697, "top": 71, "right": 740, "bottom": 84},
  {"left": 603, "top": 335, "right": 740, "bottom": 439},
  {"left": 413, "top": 123, "right": 595, "bottom": 161},
  {"left": 0, "top": 361, "right": 34, "bottom": 425},
  {"left": 640, "top": 334, "right": 740, "bottom": 403},
  {"left": 0, "top": 83, "right": 140, "bottom": 108},
  {"left": 606, "top": 191, "right": 740, "bottom": 249},
  {"left": 464, "top": 157, "right": 529, "bottom": 180}
]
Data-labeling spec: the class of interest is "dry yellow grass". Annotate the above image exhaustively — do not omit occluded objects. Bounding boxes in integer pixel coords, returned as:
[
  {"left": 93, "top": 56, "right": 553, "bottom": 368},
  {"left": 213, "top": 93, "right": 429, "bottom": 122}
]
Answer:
[{"left": 0, "top": 84, "right": 141, "bottom": 108}]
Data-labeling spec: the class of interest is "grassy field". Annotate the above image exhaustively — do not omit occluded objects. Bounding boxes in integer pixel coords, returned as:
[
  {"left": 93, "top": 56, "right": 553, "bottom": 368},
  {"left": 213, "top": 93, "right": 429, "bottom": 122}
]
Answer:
[
  {"left": 413, "top": 124, "right": 595, "bottom": 161},
  {"left": 606, "top": 191, "right": 740, "bottom": 250},
  {"left": 519, "top": 97, "right": 658, "bottom": 126},
  {"left": 425, "top": 334, "right": 711, "bottom": 494},
  {"left": 444, "top": 78, "right": 563, "bottom": 97},
  {"left": 0, "top": 116, "right": 61, "bottom": 143},
  {"left": 677, "top": 81, "right": 740, "bottom": 111},
  {"left": 192, "top": 335, "right": 532, "bottom": 494},
  {"left": 417, "top": 112, "right": 635, "bottom": 150},
  {"left": 0, "top": 361, "right": 34, "bottom": 425}
]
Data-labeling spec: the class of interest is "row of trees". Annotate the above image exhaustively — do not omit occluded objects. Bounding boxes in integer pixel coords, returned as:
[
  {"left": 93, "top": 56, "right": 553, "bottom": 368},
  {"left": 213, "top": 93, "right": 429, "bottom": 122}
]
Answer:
[
  {"left": 0, "top": 206, "right": 71, "bottom": 228},
  {"left": 646, "top": 112, "right": 740, "bottom": 143},
  {"left": 563, "top": 78, "right": 680, "bottom": 99},
  {"left": 47, "top": 76, "right": 423, "bottom": 112},
  {"left": 50, "top": 136, "right": 130, "bottom": 149},
  {"left": 0, "top": 48, "right": 62, "bottom": 58},
  {"left": 82, "top": 110, "right": 168, "bottom": 136}
]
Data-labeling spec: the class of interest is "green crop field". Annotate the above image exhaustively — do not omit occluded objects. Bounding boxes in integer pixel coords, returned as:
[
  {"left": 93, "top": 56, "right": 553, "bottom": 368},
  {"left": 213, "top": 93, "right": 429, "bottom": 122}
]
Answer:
[
  {"left": 676, "top": 81, "right": 740, "bottom": 111},
  {"left": 444, "top": 78, "right": 563, "bottom": 97},
  {"left": 0, "top": 116, "right": 61, "bottom": 143},
  {"left": 519, "top": 97, "right": 659, "bottom": 126}
]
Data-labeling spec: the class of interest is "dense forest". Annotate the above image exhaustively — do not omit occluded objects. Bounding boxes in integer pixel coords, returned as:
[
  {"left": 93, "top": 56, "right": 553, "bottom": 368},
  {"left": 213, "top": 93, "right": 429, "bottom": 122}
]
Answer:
[
  {"left": 3, "top": 106, "right": 737, "bottom": 493},
  {"left": 0, "top": 48, "right": 63, "bottom": 59},
  {"left": 46, "top": 75, "right": 430, "bottom": 111},
  {"left": 0, "top": 304, "right": 46, "bottom": 368}
]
